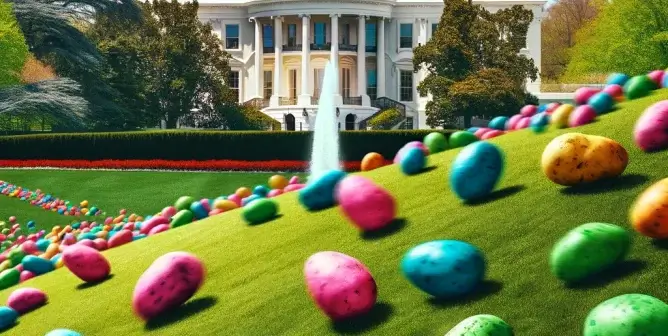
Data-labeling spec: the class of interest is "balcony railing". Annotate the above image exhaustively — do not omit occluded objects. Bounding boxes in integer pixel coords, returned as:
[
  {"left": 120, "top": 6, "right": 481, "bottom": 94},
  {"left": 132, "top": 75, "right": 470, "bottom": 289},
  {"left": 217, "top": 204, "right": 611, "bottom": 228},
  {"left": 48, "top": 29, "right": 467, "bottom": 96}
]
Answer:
[
  {"left": 358, "top": 97, "right": 407, "bottom": 130},
  {"left": 342, "top": 96, "right": 362, "bottom": 105},
  {"left": 283, "top": 44, "right": 302, "bottom": 52},
  {"left": 263, "top": 46, "right": 274, "bottom": 53},
  {"left": 365, "top": 46, "right": 377, "bottom": 53},
  {"left": 279, "top": 97, "right": 297, "bottom": 106},
  {"left": 310, "top": 43, "right": 331, "bottom": 51},
  {"left": 242, "top": 97, "right": 269, "bottom": 109},
  {"left": 262, "top": 43, "right": 377, "bottom": 54},
  {"left": 339, "top": 44, "right": 358, "bottom": 52}
]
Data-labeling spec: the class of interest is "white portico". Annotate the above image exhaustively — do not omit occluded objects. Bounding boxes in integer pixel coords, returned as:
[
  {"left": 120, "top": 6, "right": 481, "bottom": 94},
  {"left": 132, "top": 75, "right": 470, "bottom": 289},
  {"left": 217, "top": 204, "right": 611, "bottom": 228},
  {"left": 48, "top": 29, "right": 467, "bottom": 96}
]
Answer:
[{"left": 197, "top": 0, "right": 547, "bottom": 130}]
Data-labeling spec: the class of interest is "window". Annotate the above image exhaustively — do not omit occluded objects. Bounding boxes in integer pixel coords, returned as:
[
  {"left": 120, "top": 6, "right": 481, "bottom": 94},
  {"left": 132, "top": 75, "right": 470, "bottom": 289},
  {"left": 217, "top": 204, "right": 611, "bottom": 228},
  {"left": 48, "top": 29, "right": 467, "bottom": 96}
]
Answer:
[
  {"left": 341, "top": 68, "right": 351, "bottom": 98},
  {"left": 262, "top": 24, "right": 273, "bottom": 48},
  {"left": 289, "top": 69, "right": 297, "bottom": 98},
  {"left": 228, "top": 70, "right": 240, "bottom": 103},
  {"left": 287, "top": 24, "right": 297, "bottom": 47},
  {"left": 263, "top": 71, "right": 272, "bottom": 99},
  {"left": 399, "top": 23, "right": 413, "bottom": 49},
  {"left": 314, "top": 23, "right": 326, "bottom": 46},
  {"left": 365, "top": 23, "right": 376, "bottom": 48},
  {"left": 342, "top": 24, "right": 350, "bottom": 45},
  {"left": 225, "top": 24, "right": 240, "bottom": 49},
  {"left": 367, "top": 69, "right": 377, "bottom": 100},
  {"left": 406, "top": 117, "right": 414, "bottom": 129},
  {"left": 432, "top": 23, "right": 438, "bottom": 36},
  {"left": 399, "top": 70, "right": 413, "bottom": 102},
  {"left": 313, "top": 68, "right": 325, "bottom": 96}
]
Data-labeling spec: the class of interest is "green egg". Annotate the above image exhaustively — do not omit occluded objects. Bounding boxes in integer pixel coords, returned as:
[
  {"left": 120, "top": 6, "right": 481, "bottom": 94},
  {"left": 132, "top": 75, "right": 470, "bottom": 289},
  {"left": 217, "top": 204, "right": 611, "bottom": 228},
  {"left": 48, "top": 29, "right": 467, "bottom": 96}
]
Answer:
[
  {"left": 7, "top": 249, "right": 24, "bottom": 267},
  {"left": 448, "top": 131, "right": 478, "bottom": 148},
  {"left": 550, "top": 222, "right": 630, "bottom": 283},
  {"left": 0, "top": 268, "right": 19, "bottom": 290},
  {"left": 242, "top": 199, "right": 278, "bottom": 225},
  {"left": 170, "top": 209, "right": 194, "bottom": 228},
  {"left": 445, "top": 314, "right": 513, "bottom": 336},
  {"left": 174, "top": 196, "right": 195, "bottom": 211},
  {"left": 584, "top": 294, "right": 668, "bottom": 336},
  {"left": 423, "top": 132, "right": 449, "bottom": 154}
]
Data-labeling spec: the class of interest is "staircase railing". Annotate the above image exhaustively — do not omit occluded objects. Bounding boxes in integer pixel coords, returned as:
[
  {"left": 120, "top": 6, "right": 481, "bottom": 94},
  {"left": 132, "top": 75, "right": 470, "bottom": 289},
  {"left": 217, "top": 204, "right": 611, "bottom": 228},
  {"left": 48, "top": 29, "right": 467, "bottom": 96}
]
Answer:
[{"left": 358, "top": 97, "right": 407, "bottom": 130}]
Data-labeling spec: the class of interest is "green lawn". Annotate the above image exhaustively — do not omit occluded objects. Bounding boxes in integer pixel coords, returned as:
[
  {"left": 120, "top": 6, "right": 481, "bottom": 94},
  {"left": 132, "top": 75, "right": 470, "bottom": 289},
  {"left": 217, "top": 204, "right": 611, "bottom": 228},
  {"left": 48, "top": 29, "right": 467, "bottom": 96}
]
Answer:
[
  {"left": 0, "top": 170, "right": 300, "bottom": 231},
  {"left": 2, "top": 91, "right": 668, "bottom": 335}
]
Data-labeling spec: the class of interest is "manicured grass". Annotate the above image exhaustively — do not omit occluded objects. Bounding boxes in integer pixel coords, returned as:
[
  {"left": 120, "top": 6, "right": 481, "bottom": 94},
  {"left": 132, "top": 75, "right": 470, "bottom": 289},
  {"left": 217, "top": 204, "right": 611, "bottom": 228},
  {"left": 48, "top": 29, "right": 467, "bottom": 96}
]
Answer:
[
  {"left": 0, "top": 170, "right": 300, "bottom": 231},
  {"left": 2, "top": 91, "right": 668, "bottom": 335}
]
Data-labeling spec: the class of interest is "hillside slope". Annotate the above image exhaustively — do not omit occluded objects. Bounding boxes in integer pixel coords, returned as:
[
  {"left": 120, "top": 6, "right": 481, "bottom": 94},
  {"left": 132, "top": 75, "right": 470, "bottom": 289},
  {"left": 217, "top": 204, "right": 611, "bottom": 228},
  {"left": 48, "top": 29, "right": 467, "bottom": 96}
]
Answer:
[{"left": 3, "top": 91, "right": 668, "bottom": 335}]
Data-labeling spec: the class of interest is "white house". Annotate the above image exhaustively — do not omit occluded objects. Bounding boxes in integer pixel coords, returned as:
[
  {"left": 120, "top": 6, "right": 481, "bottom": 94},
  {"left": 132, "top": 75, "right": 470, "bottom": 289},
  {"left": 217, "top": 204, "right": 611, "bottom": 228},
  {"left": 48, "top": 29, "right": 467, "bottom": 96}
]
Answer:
[{"left": 196, "top": 0, "right": 547, "bottom": 130}]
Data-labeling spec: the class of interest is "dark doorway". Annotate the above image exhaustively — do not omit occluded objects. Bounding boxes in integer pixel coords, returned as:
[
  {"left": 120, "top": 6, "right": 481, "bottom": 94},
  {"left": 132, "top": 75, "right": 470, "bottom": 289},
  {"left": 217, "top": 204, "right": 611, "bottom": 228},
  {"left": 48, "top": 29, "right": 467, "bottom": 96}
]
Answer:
[
  {"left": 285, "top": 114, "right": 296, "bottom": 131},
  {"left": 345, "top": 113, "right": 355, "bottom": 130}
]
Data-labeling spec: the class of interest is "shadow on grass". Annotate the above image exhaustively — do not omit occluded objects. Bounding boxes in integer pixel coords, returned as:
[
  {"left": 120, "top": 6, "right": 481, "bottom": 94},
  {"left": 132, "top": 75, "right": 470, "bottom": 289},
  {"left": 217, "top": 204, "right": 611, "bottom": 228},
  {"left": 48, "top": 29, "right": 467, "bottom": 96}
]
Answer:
[
  {"left": 331, "top": 302, "right": 393, "bottom": 335},
  {"left": 565, "top": 260, "right": 647, "bottom": 290},
  {"left": 248, "top": 214, "right": 284, "bottom": 226},
  {"left": 427, "top": 280, "right": 503, "bottom": 307},
  {"left": 560, "top": 174, "right": 649, "bottom": 196},
  {"left": 651, "top": 239, "right": 668, "bottom": 250},
  {"left": 463, "top": 185, "right": 526, "bottom": 206},
  {"left": 145, "top": 296, "right": 218, "bottom": 331},
  {"left": 419, "top": 166, "right": 438, "bottom": 174},
  {"left": 0, "top": 321, "right": 17, "bottom": 332},
  {"left": 361, "top": 218, "right": 407, "bottom": 240},
  {"left": 76, "top": 274, "right": 115, "bottom": 290}
]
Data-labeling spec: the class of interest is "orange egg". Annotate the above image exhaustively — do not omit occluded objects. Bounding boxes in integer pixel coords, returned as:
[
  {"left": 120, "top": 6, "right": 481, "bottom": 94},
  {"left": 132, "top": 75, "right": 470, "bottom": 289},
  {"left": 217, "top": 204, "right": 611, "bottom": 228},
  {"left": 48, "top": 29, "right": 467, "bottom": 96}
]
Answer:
[
  {"left": 361, "top": 152, "right": 385, "bottom": 172},
  {"left": 631, "top": 178, "right": 668, "bottom": 238},
  {"left": 268, "top": 175, "right": 289, "bottom": 190},
  {"left": 214, "top": 199, "right": 238, "bottom": 211},
  {"left": 236, "top": 187, "right": 252, "bottom": 198}
]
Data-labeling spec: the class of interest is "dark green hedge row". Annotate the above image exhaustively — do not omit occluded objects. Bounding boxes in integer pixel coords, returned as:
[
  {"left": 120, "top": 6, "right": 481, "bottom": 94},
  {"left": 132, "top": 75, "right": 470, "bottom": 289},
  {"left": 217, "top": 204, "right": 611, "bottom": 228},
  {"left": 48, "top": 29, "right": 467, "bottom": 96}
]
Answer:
[{"left": 0, "top": 130, "right": 453, "bottom": 161}]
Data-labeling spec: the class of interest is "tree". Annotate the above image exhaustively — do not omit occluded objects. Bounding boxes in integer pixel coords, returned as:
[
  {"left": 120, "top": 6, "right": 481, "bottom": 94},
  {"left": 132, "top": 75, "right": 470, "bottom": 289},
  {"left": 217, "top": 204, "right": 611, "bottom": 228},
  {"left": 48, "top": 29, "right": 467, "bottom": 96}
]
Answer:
[
  {"left": 88, "top": 0, "right": 237, "bottom": 129},
  {"left": 563, "top": 0, "right": 668, "bottom": 81},
  {"left": 413, "top": 0, "right": 538, "bottom": 128},
  {"left": 0, "top": 2, "right": 28, "bottom": 88},
  {"left": 541, "top": 0, "right": 599, "bottom": 80}
]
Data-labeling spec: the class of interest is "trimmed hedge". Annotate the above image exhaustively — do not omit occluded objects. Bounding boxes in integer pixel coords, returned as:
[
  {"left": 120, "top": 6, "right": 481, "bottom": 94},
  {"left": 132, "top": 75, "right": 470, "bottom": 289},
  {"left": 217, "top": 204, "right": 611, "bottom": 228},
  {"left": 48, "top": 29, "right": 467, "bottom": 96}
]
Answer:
[{"left": 0, "top": 130, "right": 453, "bottom": 161}]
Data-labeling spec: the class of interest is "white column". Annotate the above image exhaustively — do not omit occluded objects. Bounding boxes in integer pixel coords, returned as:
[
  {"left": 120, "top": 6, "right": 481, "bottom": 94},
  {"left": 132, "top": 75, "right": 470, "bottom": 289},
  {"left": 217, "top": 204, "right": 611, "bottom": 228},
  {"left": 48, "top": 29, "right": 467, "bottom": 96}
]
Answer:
[
  {"left": 330, "top": 14, "right": 342, "bottom": 105},
  {"left": 298, "top": 14, "right": 311, "bottom": 106},
  {"left": 526, "top": 6, "right": 543, "bottom": 93},
  {"left": 377, "top": 17, "right": 386, "bottom": 98},
  {"left": 416, "top": 18, "right": 428, "bottom": 129},
  {"left": 270, "top": 16, "right": 283, "bottom": 107},
  {"left": 357, "top": 15, "right": 370, "bottom": 106},
  {"left": 251, "top": 17, "right": 263, "bottom": 99}
]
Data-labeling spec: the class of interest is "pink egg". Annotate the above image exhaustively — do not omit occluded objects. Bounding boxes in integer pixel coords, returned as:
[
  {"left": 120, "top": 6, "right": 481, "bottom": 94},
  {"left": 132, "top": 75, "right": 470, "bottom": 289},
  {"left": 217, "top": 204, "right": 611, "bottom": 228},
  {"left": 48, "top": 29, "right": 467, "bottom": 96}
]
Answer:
[
  {"left": 77, "top": 239, "right": 96, "bottom": 249},
  {"left": 574, "top": 87, "right": 601, "bottom": 105},
  {"left": 304, "top": 251, "right": 377, "bottom": 320},
  {"left": 139, "top": 216, "right": 170, "bottom": 235},
  {"left": 20, "top": 240, "right": 38, "bottom": 255},
  {"left": 520, "top": 105, "right": 537, "bottom": 117},
  {"left": 283, "top": 184, "right": 305, "bottom": 192},
  {"left": 289, "top": 176, "right": 300, "bottom": 185},
  {"left": 227, "top": 194, "right": 242, "bottom": 206},
  {"left": 93, "top": 238, "right": 108, "bottom": 251},
  {"left": 505, "top": 115, "right": 522, "bottom": 130},
  {"left": 648, "top": 70, "right": 665, "bottom": 87},
  {"left": 19, "top": 270, "right": 35, "bottom": 282},
  {"left": 9, "top": 216, "right": 16, "bottom": 223},
  {"left": 603, "top": 84, "right": 624, "bottom": 98},
  {"left": 634, "top": 100, "right": 668, "bottom": 152},
  {"left": 62, "top": 245, "right": 111, "bottom": 283},
  {"left": 568, "top": 105, "right": 597, "bottom": 127},
  {"left": 515, "top": 117, "right": 531, "bottom": 129},
  {"left": 474, "top": 128, "right": 492, "bottom": 139},
  {"left": 267, "top": 189, "right": 283, "bottom": 198},
  {"left": 120, "top": 209, "right": 127, "bottom": 215},
  {"left": 104, "top": 217, "right": 113, "bottom": 225},
  {"left": 61, "top": 234, "right": 76, "bottom": 246},
  {"left": 148, "top": 224, "right": 170, "bottom": 236},
  {"left": 336, "top": 176, "right": 396, "bottom": 231},
  {"left": 14, "top": 264, "right": 23, "bottom": 272},
  {"left": 481, "top": 130, "right": 504, "bottom": 139},
  {"left": 108, "top": 230, "right": 133, "bottom": 249},
  {"left": 123, "top": 222, "right": 135, "bottom": 231},
  {"left": 7, "top": 287, "right": 47, "bottom": 314},
  {"left": 208, "top": 209, "right": 224, "bottom": 217}
]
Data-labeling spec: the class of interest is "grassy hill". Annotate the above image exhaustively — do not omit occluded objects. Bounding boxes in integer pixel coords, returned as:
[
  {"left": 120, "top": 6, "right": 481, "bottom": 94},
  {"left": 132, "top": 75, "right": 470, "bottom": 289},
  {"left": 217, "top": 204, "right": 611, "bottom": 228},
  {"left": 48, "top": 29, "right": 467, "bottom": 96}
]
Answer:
[{"left": 2, "top": 90, "right": 668, "bottom": 335}]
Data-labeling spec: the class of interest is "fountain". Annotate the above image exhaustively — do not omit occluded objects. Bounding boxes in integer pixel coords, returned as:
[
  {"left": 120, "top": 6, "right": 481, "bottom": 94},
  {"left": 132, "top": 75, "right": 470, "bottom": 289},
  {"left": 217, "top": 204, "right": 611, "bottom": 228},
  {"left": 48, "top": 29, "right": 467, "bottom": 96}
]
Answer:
[{"left": 308, "top": 61, "right": 342, "bottom": 180}]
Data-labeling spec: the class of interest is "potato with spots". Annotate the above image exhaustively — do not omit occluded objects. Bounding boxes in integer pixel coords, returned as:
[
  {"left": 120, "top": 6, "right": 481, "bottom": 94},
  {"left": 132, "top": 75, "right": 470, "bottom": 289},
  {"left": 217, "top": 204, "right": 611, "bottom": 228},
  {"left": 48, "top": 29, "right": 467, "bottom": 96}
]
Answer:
[
  {"left": 631, "top": 178, "right": 668, "bottom": 239},
  {"left": 541, "top": 133, "right": 628, "bottom": 186}
]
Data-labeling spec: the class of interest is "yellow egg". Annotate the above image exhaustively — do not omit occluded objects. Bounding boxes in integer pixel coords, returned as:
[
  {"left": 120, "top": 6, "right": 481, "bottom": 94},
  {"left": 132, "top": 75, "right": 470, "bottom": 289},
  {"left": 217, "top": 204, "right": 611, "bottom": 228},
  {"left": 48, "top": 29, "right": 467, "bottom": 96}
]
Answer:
[
  {"left": 214, "top": 199, "right": 238, "bottom": 211},
  {"left": 235, "top": 187, "right": 252, "bottom": 198},
  {"left": 550, "top": 104, "right": 575, "bottom": 128}
]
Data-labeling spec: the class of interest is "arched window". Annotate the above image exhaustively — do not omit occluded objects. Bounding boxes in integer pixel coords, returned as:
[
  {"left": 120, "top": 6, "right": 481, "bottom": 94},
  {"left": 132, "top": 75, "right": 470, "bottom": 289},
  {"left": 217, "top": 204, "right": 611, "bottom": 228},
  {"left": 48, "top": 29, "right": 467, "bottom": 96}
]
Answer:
[
  {"left": 285, "top": 114, "right": 296, "bottom": 131},
  {"left": 345, "top": 113, "right": 355, "bottom": 130}
]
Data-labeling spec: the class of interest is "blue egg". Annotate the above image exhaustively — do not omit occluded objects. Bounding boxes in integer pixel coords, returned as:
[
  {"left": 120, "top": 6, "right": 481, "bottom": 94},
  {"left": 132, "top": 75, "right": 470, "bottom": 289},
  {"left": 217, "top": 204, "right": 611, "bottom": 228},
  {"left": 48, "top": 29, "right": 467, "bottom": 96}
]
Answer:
[
  {"left": 662, "top": 75, "right": 668, "bottom": 89},
  {"left": 530, "top": 112, "right": 550, "bottom": 133},
  {"left": 253, "top": 185, "right": 270, "bottom": 197},
  {"left": 78, "top": 232, "right": 97, "bottom": 241},
  {"left": 400, "top": 147, "right": 426, "bottom": 175},
  {"left": 298, "top": 169, "right": 347, "bottom": 211},
  {"left": 587, "top": 92, "right": 614, "bottom": 114},
  {"left": 0, "top": 306, "right": 18, "bottom": 330},
  {"left": 241, "top": 194, "right": 262, "bottom": 206},
  {"left": 606, "top": 72, "right": 629, "bottom": 86},
  {"left": 45, "top": 329, "right": 82, "bottom": 336},
  {"left": 36, "top": 239, "right": 50, "bottom": 252},
  {"left": 133, "top": 234, "right": 147, "bottom": 241},
  {"left": 57, "top": 209, "right": 64, "bottom": 215},
  {"left": 50, "top": 253, "right": 61, "bottom": 266},
  {"left": 189, "top": 201, "right": 208, "bottom": 219},
  {"left": 401, "top": 240, "right": 486, "bottom": 298},
  {"left": 22, "top": 255, "right": 55, "bottom": 275},
  {"left": 466, "top": 127, "right": 479, "bottom": 133},
  {"left": 488, "top": 116, "right": 508, "bottom": 130},
  {"left": 449, "top": 141, "right": 504, "bottom": 201},
  {"left": 538, "top": 104, "right": 548, "bottom": 112}
]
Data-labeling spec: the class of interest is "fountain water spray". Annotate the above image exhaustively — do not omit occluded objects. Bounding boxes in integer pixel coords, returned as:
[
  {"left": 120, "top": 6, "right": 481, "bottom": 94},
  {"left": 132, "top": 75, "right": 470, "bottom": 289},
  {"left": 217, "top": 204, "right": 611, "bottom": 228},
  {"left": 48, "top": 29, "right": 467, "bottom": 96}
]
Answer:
[{"left": 308, "top": 61, "right": 342, "bottom": 180}]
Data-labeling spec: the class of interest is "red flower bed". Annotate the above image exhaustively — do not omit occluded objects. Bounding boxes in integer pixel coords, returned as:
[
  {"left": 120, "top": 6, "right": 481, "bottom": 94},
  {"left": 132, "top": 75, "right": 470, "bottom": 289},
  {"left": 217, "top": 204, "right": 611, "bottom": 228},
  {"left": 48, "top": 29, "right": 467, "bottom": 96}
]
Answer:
[{"left": 0, "top": 159, "right": 391, "bottom": 172}]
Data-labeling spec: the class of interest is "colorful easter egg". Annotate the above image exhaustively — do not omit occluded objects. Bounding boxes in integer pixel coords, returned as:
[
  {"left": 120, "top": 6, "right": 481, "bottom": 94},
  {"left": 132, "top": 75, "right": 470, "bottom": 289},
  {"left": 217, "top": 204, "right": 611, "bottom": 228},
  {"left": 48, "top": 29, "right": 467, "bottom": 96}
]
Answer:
[
  {"left": 584, "top": 294, "right": 668, "bottom": 336},
  {"left": 445, "top": 314, "right": 513, "bottom": 336},
  {"left": 361, "top": 152, "right": 385, "bottom": 172},
  {"left": 242, "top": 198, "right": 279, "bottom": 225},
  {"left": 423, "top": 132, "right": 449, "bottom": 154},
  {"left": 336, "top": 176, "right": 396, "bottom": 231},
  {"left": 400, "top": 147, "right": 426, "bottom": 175},
  {"left": 634, "top": 100, "right": 668, "bottom": 152},
  {"left": 298, "top": 170, "right": 347, "bottom": 211},
  {"left": 6, "top": 287, "right": 47, "bottom": 314},
  {"left": 62, "top": 245, "right": 110, "bottom": 283},
  {"left": 450, "top": 142, "right": 504, "bottom": 202}
]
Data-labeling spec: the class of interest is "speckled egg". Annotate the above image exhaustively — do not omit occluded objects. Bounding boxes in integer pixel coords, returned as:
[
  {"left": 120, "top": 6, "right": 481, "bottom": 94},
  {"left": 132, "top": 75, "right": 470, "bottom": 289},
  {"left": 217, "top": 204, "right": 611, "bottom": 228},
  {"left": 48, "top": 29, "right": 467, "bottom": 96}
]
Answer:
[
  {"left": 631, "top": 178, "right": 668, "bottom": 238},
  {"left": 445, "top": 314, "right": 513, "bottom": 336},
  {"left": 304, "top": 251, "right": 377, "bottom": 320},
  {"left": 6, "top": 287, "right": 47, "bottom": 314},
  {"left": 449, "top": 141, "right": 504, "bottom": 202},
  {"left": 401, "top": 240, "right": 485, "bottom": 298},
  {"left": 584, "top": 294, "right": 668, "bottom": 336},
  {"left": 335, "top": 175, "right": 396, "bottom": 231},
  {"left": 62, "top": 244, "right": 111, "bottom": 283},
  {"left": 550, "top": 223, "right": 630, "bottom": 283}
]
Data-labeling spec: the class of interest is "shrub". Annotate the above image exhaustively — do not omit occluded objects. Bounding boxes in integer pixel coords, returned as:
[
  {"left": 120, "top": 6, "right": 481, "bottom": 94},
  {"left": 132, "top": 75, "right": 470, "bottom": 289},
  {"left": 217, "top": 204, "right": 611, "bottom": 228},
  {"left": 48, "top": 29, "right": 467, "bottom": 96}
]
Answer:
[
  {"left": 238, "top": 105, "right": 281, "bottom": 130},
  {"left": 368, "top": 108, "right": 403, "bottom": 130},
  {"left": 0, "top": 130, "right": 453, "bottom": 161},
  {"left": 0, "top": 2, "right": 28, "bottom": 88}
]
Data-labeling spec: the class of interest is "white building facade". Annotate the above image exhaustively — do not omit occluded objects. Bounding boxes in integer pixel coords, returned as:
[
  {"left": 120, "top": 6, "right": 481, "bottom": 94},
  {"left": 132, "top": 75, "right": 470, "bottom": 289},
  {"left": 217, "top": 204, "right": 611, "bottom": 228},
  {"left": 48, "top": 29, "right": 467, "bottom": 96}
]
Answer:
[{"left": 197, "top": 0, "right": 546, "bottom": 130}]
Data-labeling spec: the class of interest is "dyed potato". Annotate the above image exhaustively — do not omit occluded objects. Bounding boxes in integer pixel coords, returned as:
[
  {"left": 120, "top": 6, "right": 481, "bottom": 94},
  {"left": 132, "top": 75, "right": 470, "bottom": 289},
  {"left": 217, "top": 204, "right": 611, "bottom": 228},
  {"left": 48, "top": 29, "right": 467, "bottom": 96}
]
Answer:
[
  {"left": 242, "top": 198, "right": 279, "bottom": 225},
  {"left": 133, "top": 252, "right": 205, "bottom": 321},
  {"left": 423, "top": 132, "right": 449, "bottom": 154},
  {"left": 62, "top": 245, "right": 111, "bottom": 282},
  {"left": 401, "top": 240, "right": 485, "bottom": 298},
  {"left": 0, "top": 306, "right": 17, "bottom": 330},
  {"left": 550, "top": 104, "right": 575, "bottom": 128},
  {"left": 630, "top": 178, "right": 668, "bottom": 238},
  {"left": 336, "top": 176, "right": 396, "bottom": 231},
  {"left": 298, "top": 169, "right": 347, "bottom": 211},
  {"left": 449, "top": 131, "right": 478, "bottom": 148},
  {"left": 0, "top": 269, "right": 19, "bottom": 290},
  {"left": 108, "top": 229, "right": 133, "bottom": 249},
  {"left": 304, "top": 251, "right": 377, "bottom": 320},
  {"left": 550, "top": 223, "right": 630, "bottom": 283},
  {"left": 6, "top": 287, "right": 47, "bottom": 314},
  {"left": 400, "top": 147, "right": 426, "bottom": 175},
  {"left": 361, "top": 152, "right": 385, "bottom": 171},
  {"left": 541, "top": 133, "right": 628, "bottom": 186},
  {"left": 21, "top": 255, "right": 54, "bottom": 275},
  {"left": 449, "top": 142, "right": 504, "bottom": 202},
  {"left": 170, "top": 209, "right": 194, "bottom": 228},
  {"left": 584, "top": 294, "right": 668, "bottom": 336},
  {"left": 445, "top": 314, "right": 513, "bottom": 336},
  {"left": 634, "top": 100, "right": 668, "bottom": 152}
]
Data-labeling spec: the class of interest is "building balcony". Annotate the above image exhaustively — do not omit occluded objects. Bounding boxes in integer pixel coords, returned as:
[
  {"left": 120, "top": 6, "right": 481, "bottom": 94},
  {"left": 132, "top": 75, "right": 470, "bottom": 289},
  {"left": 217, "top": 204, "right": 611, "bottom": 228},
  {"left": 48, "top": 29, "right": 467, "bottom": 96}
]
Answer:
[
  {"left": 282, "top": 44, "right": 302, "bottom": 52},
  {"left": 279, "top": 97, "right": 297, "bottom": 106},
  {"left": 310, "top": 43, "right": 331, "bottom": 51},
  {"left": 342, "top": 96, "right": 362, "bottom": 105},
  {"left": 365, "top": 46, "right": 377, "bottom": 53},
  {"left": 263, "top": 46, "right": 274, "bottom": 53},
  {"left": 339, "top": 44, "right": 358, "bottom": 52},
  {"left": 262, "top": 44, "right": 377, "bottom": 54}
]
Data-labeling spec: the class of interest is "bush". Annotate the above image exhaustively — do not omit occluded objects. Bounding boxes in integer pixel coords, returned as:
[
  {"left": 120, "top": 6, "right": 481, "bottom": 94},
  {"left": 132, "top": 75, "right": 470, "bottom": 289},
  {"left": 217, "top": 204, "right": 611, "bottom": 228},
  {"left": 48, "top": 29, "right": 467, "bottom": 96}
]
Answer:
[
  {"left": 368, "top": 108, "right": 403, "bottom": 130},
  {"left": 0, "top": 130, "right": 453, "bottom": 161},
  {"left": 237, "top": 105, "right": 280, "bottom": 130}
]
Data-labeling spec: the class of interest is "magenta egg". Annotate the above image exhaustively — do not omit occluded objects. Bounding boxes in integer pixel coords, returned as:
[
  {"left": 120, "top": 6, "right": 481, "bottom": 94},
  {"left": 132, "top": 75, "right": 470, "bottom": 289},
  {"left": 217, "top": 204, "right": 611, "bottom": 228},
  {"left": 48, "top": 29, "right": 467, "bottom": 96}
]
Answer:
[
  {"left": 267, "top": 189, "right": 283, "bottom": 198},
  {"left": 569, "top": 105, "right": 597, "bottom": 127},
  {"left": 520, "top": 105, "right": 538, "bottom": 117},
  {"left": 481, "top": 130, "right": 504, "bottom": 139},
  {"left": 515, "top": 117, "right": 531, "bottom": 129},
  {"left": 474, "top": 128, "right": 492, "bottom": 139},
  {"left": 574, "top": 87, "right": 601, "bottom": 105},
  {"left": 394, "top": 142, "right": 429, "bottom": 163},
  {"left": 546, "top": 102, "right": 561, "bottom": 114},
  {"left": 7, "top": 287, "right": 47, "bottom": 314},
  {"left": 634, "top": 100, "right": 668, "bottom": 152},
  {"left": 227, "top": 194, "right": 242, "bottom": 206},
  {"left": 284, "top": 184, "right": 305, "bottom": 192},
  {"left": 19, "top": 270, "right": 34, "bottom": 283},
  {"left": 648, "top": 70, "right": 665, "bottom": 87},
  {"left": 603, "top": 84, "right": 624, "bottom": 98},
  {"left": 335, "top": 176, "right": 396, "bottom": 231},
  {"left": 505, "top": 115, "right": 522, "bottom": 130},
  {"left": 161, "top": 206, "right": 177, "bottom": 218},
  {"left": 289, "top": 176, "right": 300, "bottom": 185}
]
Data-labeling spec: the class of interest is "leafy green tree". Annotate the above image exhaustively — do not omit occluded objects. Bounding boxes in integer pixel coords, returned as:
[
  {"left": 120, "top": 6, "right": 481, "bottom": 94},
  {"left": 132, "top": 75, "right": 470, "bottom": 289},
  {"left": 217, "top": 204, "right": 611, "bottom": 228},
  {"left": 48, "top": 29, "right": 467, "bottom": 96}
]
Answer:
[
  {"left": 0, "top": 2, "right": 28, "bottom": 88},
  {"left": 563, "top": 0, "right": 668, "bottom": 81},
  {"left": 413, "top": 0, "right": 538, "bottom": 128}
]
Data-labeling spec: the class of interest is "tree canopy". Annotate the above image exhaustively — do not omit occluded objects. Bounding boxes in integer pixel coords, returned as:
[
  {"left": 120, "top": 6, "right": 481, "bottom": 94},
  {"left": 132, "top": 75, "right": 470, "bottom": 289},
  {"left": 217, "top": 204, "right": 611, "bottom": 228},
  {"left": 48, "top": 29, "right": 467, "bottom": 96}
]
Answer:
[
  {"left": 413, "top": 0, "right": 538, "bottom": 128},
  {"left": 0, "top": 2, "right": 28, "bottom": 88},
  {"left": 563, "top": 0, "right": 668, "bottom": 81}
]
